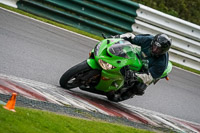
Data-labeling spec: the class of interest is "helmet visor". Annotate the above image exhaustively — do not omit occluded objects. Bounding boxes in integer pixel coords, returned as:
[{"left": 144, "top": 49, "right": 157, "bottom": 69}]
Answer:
[{"left": 152, "top": 42, "right": 163, "bottom": 55}]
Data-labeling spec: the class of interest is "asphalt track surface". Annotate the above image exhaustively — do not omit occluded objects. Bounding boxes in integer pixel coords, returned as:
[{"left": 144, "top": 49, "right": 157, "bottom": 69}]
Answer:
[{"left": 0, "top": 8, "right": 200, "bottom": 124}]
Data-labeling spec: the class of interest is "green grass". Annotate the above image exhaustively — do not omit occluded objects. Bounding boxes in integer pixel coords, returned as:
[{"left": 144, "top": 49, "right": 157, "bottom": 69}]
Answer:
[
  {"left": 0, "top": 3, "right": 199, "bottom": 75},
  {"left": 0, "top": 106, "right": 153, "bottom": 133}
]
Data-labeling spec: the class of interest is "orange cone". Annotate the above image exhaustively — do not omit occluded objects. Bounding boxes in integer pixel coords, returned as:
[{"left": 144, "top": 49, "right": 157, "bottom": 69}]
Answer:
[{"left": 3, "top": 93, "right": 17, "bottom": 112}]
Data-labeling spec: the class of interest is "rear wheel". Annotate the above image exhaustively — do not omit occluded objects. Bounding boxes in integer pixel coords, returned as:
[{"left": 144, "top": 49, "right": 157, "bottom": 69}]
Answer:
[{"left": 59, "top": 60, "right": 100, "bottom": 89}]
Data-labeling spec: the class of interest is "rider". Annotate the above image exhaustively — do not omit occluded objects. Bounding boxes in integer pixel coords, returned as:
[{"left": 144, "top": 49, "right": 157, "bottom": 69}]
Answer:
[{"left": 110, "top": 33, "right": 172, "bottom": 101}]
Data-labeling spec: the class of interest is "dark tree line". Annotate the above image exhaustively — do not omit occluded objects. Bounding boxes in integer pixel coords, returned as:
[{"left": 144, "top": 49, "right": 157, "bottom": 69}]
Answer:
[{"left": 133, "top": 0, "right": 200, "bottom": 25}]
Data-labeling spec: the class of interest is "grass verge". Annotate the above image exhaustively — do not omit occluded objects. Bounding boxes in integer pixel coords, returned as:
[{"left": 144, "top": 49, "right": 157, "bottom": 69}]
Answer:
[
  {"left": 171, "top": 61, "right": 200, "bottom": 75},
  {"left": 0, "top": 3, "right": 199, "bottom": 75},
  {"left": 0, "top": 105, "right": 153, "bottom": 133}
]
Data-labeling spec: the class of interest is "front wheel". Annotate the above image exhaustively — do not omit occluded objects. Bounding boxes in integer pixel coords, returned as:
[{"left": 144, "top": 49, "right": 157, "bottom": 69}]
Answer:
[{"left": 59, "top": 60, "right": 100, "bottom": 89}]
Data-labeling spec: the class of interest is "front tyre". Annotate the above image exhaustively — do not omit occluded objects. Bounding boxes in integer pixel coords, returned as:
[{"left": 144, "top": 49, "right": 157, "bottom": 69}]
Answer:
[{"left": 59, "top": 60, "right": 100, "bottom": 89}]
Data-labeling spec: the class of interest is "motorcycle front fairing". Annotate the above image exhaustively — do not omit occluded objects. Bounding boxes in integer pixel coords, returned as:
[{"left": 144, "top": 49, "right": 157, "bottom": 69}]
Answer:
[{"left": 88, "top": 39, "right": 143, "bottom": 92}]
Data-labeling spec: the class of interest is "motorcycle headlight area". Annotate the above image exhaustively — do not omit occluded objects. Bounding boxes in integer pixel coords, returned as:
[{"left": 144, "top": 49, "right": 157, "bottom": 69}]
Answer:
[{"left": 98, "top": 59, "right": 116, "bottom": 70}]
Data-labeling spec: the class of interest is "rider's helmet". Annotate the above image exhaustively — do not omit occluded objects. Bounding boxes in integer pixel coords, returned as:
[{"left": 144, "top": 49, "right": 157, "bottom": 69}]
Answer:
[{"left": 151, "top": 33, "right": 172, "bottom": 56}]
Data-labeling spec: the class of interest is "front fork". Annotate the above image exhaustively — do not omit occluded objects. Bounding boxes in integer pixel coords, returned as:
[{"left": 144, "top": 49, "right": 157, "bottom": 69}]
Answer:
[
  {"left": 87, "top": 58, "right": 124, "bottom": 92},
  {"left": 87, "top": 58, "right": 101, "bottom": 70}
]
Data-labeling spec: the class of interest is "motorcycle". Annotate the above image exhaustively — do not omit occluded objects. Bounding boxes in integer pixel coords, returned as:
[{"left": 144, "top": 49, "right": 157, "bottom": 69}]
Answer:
[{"left": 59, "top": 34, "right": 172, "bottom": 102}]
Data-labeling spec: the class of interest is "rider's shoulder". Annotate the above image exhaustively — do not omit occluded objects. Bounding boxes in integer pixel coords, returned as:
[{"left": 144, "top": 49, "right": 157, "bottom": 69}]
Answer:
[
  {"left": 136, "top": 34, "right": 154, "bottom": 38},
  {"left": 133, "top": 34, "right": 154, "bottom": 46},
  {"left": 135, "top": 34, "right": 154, "bottom": 41}
]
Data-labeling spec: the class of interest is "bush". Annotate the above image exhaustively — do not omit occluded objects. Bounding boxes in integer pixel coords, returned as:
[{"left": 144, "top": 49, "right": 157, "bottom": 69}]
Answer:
[{"left": 133, "top": 0, "right": 200, "bottom": 25}]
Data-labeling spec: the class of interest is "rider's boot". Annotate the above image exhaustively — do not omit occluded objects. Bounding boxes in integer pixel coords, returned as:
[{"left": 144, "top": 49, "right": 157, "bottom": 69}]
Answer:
[
  {"left": 107, "top": 87, "right": 133, "bottom": 102},
  {"left": 132, "top": 82, "right": 147, "bottom": 96},
  {"left": 107, "top": 87, "right": 135, "bottom": 102},
  {"left": 107, "top": 82, "right": 147, "bottom": 102}
]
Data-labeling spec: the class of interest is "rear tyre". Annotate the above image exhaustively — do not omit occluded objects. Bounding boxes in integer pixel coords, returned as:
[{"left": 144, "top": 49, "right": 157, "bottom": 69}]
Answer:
[{"left": 59, "top": 60, "right": 100, "bottom": 89}]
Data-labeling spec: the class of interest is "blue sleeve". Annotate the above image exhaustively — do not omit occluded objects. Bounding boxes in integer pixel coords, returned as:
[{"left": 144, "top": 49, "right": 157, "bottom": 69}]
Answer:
[{"left": 132, "top": 35, "right": 154, "bottom": 47}]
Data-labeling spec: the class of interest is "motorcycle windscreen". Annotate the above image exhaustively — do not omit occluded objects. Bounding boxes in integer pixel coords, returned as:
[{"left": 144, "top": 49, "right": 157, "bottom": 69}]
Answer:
[{"left": 109, "top": 40, "right": 136, "bottom": 59}]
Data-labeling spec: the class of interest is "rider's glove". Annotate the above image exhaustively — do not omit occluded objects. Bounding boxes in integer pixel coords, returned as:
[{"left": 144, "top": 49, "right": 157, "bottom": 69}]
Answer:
[
  {"left": 120, "top": 32, "right": 135, "bottom": 40},
  {"left": 118, "top": 32, "right": 136, "bottom": 43},
  {"left": 108, "top": 33, "right": 135, "bottom": 41},
  {"left": 126, "top": 70, "right": 153, "bottom": 86},
  {"left": 107, "top": 35, "right": 120, "bottom": 38},
  {"left": 135, "top": 73, "right": 154, "bottom": 86}
]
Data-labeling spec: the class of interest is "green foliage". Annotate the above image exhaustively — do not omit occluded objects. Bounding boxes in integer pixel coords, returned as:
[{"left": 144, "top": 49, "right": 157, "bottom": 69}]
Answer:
[
  {"left": 0, "top": 106, "right": 153, "bottom": 133},
  {"left": 133, "top": 0, "right": 200, "bottom": 25}
]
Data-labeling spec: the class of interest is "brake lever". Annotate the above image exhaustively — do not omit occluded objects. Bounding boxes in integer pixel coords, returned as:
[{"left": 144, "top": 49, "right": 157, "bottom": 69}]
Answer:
[{"left": 102, "top": 33, "right": 106, "bottom": 39}]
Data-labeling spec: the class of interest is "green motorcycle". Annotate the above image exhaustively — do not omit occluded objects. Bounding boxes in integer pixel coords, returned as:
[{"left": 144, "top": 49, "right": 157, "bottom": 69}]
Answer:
[{"left": 59, "top": 35, "right": 172, "bottom": 102}]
